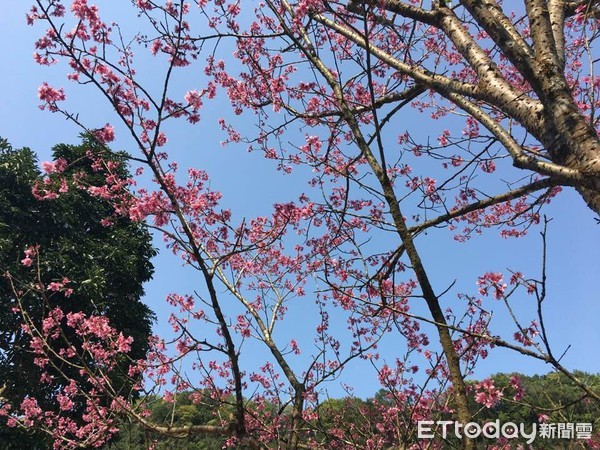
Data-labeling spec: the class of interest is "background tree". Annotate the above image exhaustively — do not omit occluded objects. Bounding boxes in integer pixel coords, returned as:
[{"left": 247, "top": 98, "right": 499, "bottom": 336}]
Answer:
[
  {"left": 105, "top": 392, "right": 231, "bottom": 450},
  {"left": 101, "top": 372, "right": 600, "bottom": 449},
  {"left": 11, "top": 1, "right": 600, "bottom": 449},
  {"left": 0, "top": 136, "right": 156, "bottom": 448},
  {"left": 468, "top": 372, "right": 600, "bottom": 448}
]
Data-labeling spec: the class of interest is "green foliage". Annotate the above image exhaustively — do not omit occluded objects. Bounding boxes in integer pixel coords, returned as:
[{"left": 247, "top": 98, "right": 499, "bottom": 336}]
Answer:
[
  {"left": 105, "top": 392, "right": 230, "bottom": 450},
  {"left": 0, "top": 136, "right": 156, "bottom": 448},
  {"left": 480, "top": 371, "right": 599, "bottom": 419},
  {"left": 312, "top": 396, "right": 386, "bottom": 447},
  {"left": 103, "top": 372, "right": 599, "bottom": 449},
  {"left": 468, "top": 371, "right": 600, "bottom": 448}
]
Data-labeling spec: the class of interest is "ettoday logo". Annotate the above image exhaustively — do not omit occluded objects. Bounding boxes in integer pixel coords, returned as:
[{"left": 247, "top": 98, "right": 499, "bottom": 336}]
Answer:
[{"left": 417, "top": 420, "right": 593, "bottom": 444}]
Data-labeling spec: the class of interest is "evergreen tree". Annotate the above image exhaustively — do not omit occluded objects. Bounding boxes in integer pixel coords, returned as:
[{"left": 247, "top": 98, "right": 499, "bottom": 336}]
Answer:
[{"left": 0, "top": 136, "right": 156, "bottom": 448}]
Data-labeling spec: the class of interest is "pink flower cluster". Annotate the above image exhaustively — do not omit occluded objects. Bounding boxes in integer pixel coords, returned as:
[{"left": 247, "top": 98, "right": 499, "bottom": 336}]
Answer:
[{"left": 474, "top": 378, "right": 503, "bottom": 408}]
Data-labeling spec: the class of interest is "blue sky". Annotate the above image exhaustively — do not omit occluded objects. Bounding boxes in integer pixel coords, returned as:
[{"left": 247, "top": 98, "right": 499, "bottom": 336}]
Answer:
[{"left": 1, "top": 1, "right": 599, "bottom": 399}]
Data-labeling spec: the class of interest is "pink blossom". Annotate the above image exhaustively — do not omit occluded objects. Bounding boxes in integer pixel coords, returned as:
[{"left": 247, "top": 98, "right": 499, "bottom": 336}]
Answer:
[
  {"left": 93, "top": 124, "right": 115, "bottom": 143},
  {"left": 47, "top": 282, "right": 64, "bottom": 292},
  {"left": 184, "top": 90, "right": 204, "bottom": 110},
  {"left": 155, "top": 132, "right": 167, "bottom": 146},
  {"left": 21, "top": 257, "right": 34, "bottom": 267},
  {"left": 509, "top": 375, "right": 525, "bottom": 401},
  {"left": 21, "top": 246, "right": 38, "bottom": 267},
  {"left": 477, "top": 272, "right": 507, "bottom": 299},
  {"left": 37, "top": 82, "right": 66, "bottom": 110},
  {"left": 474, "top": 378, "right": 503, "bottom": 408}
]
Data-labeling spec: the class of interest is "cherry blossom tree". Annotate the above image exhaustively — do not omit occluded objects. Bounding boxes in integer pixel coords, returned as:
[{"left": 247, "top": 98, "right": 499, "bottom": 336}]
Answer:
[{"left": 6, "top": 0, "right": 600, "bottom": 449}]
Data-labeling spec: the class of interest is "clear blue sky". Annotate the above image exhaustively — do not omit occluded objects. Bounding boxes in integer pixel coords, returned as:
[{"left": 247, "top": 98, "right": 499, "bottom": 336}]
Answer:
[{"left": 1, "top": 1, "right": 598, "bottom": 399}]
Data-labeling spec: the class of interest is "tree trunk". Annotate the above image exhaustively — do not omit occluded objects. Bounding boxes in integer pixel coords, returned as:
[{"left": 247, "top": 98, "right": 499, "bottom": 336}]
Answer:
[{"left": 538, "top": 82, "right": 600, "bottom": 215}]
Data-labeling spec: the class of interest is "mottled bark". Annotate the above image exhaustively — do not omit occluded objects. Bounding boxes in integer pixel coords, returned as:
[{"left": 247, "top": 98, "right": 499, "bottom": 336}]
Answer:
[
  {"left": 347, "top": 0, "right": 600, "bottom": 215},
  {"left": 540, "top": 94, "right": 600, "bottom": 213}
]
